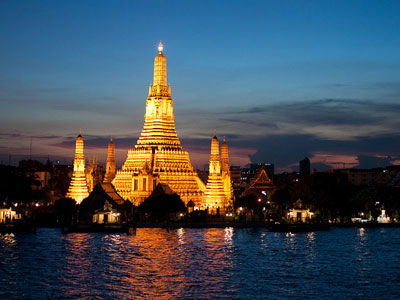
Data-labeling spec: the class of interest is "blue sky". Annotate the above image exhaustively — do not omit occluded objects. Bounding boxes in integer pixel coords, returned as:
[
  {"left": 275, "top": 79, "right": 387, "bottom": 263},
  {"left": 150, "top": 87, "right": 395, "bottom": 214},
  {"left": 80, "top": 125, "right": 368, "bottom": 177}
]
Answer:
[{"left": 1, "top": 0, "right": 400, "bottom": 171}]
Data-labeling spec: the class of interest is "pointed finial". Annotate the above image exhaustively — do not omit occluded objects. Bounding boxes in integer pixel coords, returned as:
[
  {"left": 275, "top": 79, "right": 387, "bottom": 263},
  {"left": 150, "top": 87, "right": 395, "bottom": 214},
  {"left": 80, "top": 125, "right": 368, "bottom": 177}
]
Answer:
[
  {"left": 110, "top": 137, "right": 113, "bottom": 142},
  {"left": 158, "top": 41, "right": 163, "bottom": 53},
  {"left": 78, "top": 128, "right": 82, "bottom": 135},
  {"left": 223, "top": 136, "right": 226, "bottom": 142},
  {"left": 214, "top": 129, "right": 217, "bottom": 137}
]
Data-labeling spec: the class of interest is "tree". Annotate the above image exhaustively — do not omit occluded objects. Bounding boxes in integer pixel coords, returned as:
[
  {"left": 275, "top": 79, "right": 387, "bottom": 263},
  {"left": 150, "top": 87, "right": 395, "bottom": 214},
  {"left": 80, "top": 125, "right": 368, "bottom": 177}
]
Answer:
[
  {"left": 55, "top": 197, "right": 76, "bottom": 226},
  {"left": 139, "top": 193, "right": 185, "bottom": 222}
]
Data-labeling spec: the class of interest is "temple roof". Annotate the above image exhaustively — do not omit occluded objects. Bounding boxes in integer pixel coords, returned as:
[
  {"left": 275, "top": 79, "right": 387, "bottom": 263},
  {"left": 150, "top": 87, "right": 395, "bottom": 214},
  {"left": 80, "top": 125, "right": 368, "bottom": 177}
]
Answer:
[
  {"left": 100, "top": 183, "right": 124, "bottom": 205},
  {"left": 245, "top": 165, "right": 274, "bottom": 191},
  {"left": 80, "top": 183, "right": 120, "bottom": 211}
]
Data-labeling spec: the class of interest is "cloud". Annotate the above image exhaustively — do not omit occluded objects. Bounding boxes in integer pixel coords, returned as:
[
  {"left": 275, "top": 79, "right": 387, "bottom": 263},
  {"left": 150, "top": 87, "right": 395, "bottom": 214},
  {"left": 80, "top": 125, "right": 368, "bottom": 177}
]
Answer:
[
  {"left": 248, "top": 133, "right": 400, "bottom": 171},
  {"left": 354, "top": 155, "right": 394, "bottom": 169},
  {"left": 49, "top": 135, "right": 139, "bottom": 150}
]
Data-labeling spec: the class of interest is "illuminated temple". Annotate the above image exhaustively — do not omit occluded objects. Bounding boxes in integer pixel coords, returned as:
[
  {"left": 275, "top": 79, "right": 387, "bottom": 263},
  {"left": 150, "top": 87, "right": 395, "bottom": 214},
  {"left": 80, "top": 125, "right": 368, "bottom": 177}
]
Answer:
[
  {"left": 112, "top": 42, "right": 206, "bottom": 206},
  {"left": 203, "top": 133, "right": 233, "bottom": 213},
  {"left": 66, "top": 130, "right": 89, "bottom": 203},
  {"left": 104, "top": 138, "right": 116, "bottom": 183}
]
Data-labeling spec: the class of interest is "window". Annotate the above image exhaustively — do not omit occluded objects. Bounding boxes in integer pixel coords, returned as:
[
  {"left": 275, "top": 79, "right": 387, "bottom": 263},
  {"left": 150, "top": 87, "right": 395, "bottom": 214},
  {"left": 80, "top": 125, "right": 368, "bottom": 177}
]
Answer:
[
  {"left": 134, "top": 179, "right": 138, "bottom": 191},
  {"left": 143, "top": 178, "right": 147, "bottom": 191}
]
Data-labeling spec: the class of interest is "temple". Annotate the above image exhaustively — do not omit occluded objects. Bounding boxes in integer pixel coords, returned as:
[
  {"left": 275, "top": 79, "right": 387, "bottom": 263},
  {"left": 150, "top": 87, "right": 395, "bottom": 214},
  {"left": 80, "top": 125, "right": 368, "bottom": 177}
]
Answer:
[
  {"left": 86, "top": 157, "right": 103, "bottom": 192},
  {"left": 113, "top": 42, "right": 206, "bottom": 206},
  {"left": 242, "top": 163, "right": 276, "bottom": 199},
  {"left": 221, "top": 137, "right": 233, "bottom": 202},
  {"left": 203, "top": 133, "right": 233, "bottom": 214},
  {"left": 104, "top": 138, "right": 116, "bottom": 183},
  {"left": 66, "top": 130, "right": 89, "bottom": 203}
]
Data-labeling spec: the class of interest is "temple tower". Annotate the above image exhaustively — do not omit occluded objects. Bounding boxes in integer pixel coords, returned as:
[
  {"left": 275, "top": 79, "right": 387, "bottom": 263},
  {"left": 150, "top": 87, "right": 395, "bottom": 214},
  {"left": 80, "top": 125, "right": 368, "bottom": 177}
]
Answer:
[
  {"left": 113, "top": 42, "right": 206, "bottom": 206},
  {"left": 104, "top": 138, "right": 116, "bottom": 183},
  {"left": 203, "top": 133, "right": 229, "bottom": 214},
  {"left": 221, "top": 137, "right": 229, "bottom": 172},
  {"left": 66, "top": 130, "right": 89, "bottom": 203},
  {"left": 221, "top": 137, "right": 233, "bottom": 204},
  {"left": 86, "top": 157, "right": 103, "bottom": 192}
]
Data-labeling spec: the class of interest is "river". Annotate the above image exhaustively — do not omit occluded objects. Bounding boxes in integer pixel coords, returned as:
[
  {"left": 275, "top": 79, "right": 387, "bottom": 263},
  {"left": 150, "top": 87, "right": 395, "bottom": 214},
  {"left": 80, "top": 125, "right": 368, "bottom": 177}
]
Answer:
[{"left": 1, "top": 227, "right": 399, "bottom": 299}]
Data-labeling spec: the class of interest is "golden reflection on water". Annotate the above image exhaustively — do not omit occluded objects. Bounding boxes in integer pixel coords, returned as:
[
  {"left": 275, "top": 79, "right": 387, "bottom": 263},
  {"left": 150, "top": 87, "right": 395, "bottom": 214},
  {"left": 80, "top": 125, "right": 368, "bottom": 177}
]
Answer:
[
  {"left": 177, "top": 227, "right": 185, "bottom": 245},
  {"left": 113, "top": 228, "right": 235, "bottom": 299},
  {"left": 121, "top": 228, "right": 187, "bottom": 299},
  {"left": 0, "top": 233, "right": 16, "bottom": 247}
]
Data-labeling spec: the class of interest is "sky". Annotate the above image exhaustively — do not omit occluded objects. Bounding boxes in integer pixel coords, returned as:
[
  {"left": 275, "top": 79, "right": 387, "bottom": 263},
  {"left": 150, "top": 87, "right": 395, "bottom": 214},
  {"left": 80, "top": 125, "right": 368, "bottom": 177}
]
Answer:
[{"left": 1, "top": 0, "right": 400, "bottom": 172}]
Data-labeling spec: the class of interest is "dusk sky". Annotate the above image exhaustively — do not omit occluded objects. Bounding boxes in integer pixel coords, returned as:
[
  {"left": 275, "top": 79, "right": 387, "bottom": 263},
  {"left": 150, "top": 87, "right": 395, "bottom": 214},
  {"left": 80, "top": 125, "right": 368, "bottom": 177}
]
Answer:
[{"left": 1, "top": 0, "right": 400, "bottom": 172}]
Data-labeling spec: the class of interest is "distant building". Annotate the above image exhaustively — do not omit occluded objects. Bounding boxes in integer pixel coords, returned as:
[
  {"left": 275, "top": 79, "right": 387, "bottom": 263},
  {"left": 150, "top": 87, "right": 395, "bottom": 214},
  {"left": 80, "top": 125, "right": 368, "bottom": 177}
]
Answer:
[
  {"left": 332, "top": 167, "right": 399, "bottom": 186},
  {"left": 299, "top": 157, "right": 310, "bottom": 175},
  {"left": 230, "top": 166, "right": 242, "bottom": 186},
  {"left": 33, "top": 171, "right": 51, "bottom": 190}
]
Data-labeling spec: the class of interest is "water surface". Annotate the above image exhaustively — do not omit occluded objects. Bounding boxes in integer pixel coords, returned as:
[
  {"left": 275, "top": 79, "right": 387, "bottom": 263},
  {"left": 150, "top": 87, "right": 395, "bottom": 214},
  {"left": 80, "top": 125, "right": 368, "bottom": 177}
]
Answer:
[{"left": 1, "top": 227, "right": 399, "bottom": 299}]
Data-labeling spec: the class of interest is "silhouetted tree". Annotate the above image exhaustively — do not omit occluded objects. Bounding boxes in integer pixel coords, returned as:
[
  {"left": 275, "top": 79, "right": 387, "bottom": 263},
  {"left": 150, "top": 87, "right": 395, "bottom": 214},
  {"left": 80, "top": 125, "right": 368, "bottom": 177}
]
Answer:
[
  {"left": 55, "top": 197, "right": 76, "bottom": 226},
  {"left": 139, "top": 193, "right": 185, "bottom": 222}
]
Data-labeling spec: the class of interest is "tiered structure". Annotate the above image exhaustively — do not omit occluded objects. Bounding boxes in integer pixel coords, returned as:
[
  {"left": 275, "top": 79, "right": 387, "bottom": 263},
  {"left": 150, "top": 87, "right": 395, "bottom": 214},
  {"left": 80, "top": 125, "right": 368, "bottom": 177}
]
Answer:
[
  {"left": 86, "top": 157, "right": 103, "bottom": 192},
  {"left": 104, "top": 138, "right": 116, "bottom": 183},
  {"left": 113, "top": 41, "right": 206, "bottom": 206},
  {"left": 203, "top": 133, "right": 232, "bottom": 214},
  {"left": 66, "top": 130, "right": 89, "bottom": 203},
  {"left": 221, "top": 137, "right": 233, "bottom": 202}
]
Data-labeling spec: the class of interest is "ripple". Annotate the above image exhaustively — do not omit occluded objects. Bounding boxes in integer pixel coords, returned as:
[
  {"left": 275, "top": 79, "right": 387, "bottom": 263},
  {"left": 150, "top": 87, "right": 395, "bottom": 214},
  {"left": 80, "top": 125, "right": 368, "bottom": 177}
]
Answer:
[{"left": 1, "top": 228, "right": 400, "bottom": 299}]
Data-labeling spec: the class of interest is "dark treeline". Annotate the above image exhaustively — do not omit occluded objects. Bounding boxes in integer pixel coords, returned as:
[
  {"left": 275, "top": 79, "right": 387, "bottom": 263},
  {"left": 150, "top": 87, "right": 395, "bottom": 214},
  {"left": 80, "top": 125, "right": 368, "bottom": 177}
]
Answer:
[
  {"left": 235, "top": 172, "right": 400, "bottom": 223},
  {"left": 0, "top": 160, "right": 71, "bottom": 207}
]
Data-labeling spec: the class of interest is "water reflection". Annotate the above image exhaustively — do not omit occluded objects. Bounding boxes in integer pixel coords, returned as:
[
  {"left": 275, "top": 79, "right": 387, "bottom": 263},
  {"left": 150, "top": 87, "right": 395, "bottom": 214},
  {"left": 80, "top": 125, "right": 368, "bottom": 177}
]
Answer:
[
  {"left": 224, "top": 227, "right": 233, "bottom": 245},
  {"left": 1, "top": 228, "right": 400, "bottom": 300},
  {"left": 60, "top": 233, "right": 97, "bottom": 299},
  {"left": 176, "top": 227, "right": 185, "bottom": 245},
  {"left": 0, "top": 233, "right": 16, "bottom": 247}
]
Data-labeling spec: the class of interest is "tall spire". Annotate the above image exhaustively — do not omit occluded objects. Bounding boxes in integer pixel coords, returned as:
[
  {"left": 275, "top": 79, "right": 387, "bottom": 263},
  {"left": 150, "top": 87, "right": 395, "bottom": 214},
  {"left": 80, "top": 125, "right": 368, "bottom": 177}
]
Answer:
[
  {"left": 153, "top": 40, "right": 167, "bottom": 87},
  {"left": 104, "top": 138, "right": 116, "bottom": 183},
  {"left": 211, "top": 133, "right": 220, "bottom": 162},
  {"left": 221, "top": 136, "right": 229, "bottom": 172},
  {"left": 66, "top": 130, "right": 89, "bottom": 203},
  {"left": 204, "top": 133, "right": 229, "bottom": 213},
  {"left": 158, "top": 40, "right": 163, "bottom": 53},
  {"left": 220, "top": 136, "right": 233, "bottom": 207}
]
